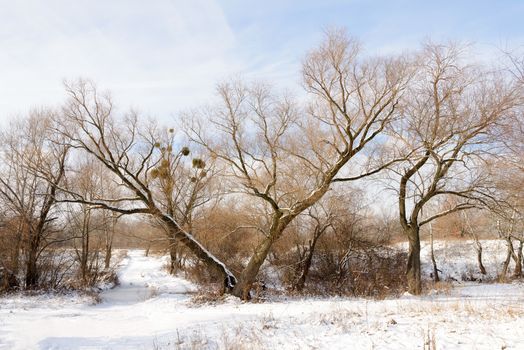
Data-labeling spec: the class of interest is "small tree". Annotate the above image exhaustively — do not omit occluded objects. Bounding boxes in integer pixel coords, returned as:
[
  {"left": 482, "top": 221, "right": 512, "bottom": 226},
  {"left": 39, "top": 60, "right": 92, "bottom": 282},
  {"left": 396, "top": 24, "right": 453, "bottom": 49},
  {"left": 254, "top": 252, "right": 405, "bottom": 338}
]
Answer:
[{"left": 0, "top": 110, "right": 69, "bottom": 288}]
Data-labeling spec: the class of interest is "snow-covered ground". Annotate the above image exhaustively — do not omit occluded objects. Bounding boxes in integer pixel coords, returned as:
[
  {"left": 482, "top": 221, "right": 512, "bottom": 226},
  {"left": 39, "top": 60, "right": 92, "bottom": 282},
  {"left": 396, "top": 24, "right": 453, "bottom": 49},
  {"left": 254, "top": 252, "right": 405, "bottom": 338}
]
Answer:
[
  {"left": 418, "top": 239, "right": 509, "bottom": 281},
  {"left": 1, "top": 243, "right": 524, "bottom": 349}
]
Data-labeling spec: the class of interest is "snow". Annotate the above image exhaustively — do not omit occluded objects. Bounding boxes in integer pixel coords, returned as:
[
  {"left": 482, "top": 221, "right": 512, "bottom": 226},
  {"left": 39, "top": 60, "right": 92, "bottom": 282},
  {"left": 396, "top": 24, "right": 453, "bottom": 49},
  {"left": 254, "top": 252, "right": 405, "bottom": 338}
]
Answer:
[
  {"left": 1, "top": 243, "right": 524, "bottom": 349},
  {"left": 101, "top": 250, "right": 195, "bottom": 304},
  {"left": 418, "top": 239, "right": 509, "bottom": 282}
]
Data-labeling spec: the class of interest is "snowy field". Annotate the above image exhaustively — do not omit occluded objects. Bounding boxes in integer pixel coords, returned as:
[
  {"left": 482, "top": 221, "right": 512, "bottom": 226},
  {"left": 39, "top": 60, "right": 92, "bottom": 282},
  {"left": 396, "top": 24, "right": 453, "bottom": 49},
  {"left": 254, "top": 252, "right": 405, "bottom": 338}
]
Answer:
[{"left": 1, "top": 242, "right": 524, "bottom": 350}]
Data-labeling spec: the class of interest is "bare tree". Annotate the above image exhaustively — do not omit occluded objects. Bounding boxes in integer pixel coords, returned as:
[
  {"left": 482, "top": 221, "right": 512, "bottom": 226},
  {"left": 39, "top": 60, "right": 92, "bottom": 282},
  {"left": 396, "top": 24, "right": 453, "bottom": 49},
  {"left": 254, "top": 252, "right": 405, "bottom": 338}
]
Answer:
[
  {"left": 0, "top": 110, "right": 69, "bottom": 288},
  {"left": 290, "top": 193, "right": 346, "bottom": 291},
  {"left": 148, "top": 129, "right": 220, "bottom": 274},
  {"left": 428, "top": 221, "right": 440, "bottom": 282},
  {"left": 65, "top": 158, "right": 120, "bottom": 285},
  {"left": 392, "top": 42, "right": 521, "bottom": 294},
  {"left": 187, "top": 29, "right": 411, "bottom": 299},
  {"left": 461, "top": 211, "right": 487, "bottom": 275},
  {"left": 57, "top": 80, "right": 237, "bottom": 292}
]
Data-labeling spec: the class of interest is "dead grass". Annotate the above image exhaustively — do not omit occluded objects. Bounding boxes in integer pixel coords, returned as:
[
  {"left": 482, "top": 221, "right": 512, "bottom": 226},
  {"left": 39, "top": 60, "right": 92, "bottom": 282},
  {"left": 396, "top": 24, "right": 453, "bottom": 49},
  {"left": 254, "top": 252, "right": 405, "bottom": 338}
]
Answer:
[{"left": 424, "top": 280, "right": 453, "bottom": 295}]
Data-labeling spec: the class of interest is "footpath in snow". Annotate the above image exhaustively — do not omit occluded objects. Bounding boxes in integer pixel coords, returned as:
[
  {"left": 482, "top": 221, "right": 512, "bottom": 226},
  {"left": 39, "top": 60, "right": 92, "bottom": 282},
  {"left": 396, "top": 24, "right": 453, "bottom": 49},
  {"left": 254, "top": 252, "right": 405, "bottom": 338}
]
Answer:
[
  {"left": 1, "top": 249, "right": 524, "bottom": 349},
  {"left": 100, "top": 250, "right": 195, "bottom": 304}
]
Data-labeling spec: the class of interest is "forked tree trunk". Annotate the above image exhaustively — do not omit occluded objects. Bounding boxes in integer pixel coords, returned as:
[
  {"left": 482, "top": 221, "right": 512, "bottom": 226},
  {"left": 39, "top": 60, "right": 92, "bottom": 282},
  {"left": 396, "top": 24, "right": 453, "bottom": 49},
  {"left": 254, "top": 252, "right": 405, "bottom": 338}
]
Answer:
[
  {"left": 406, "top": 226, "right": 422, "bottom": 295},
  {"left": 464, "top": 213, "right": 486, "bottom": 275}
]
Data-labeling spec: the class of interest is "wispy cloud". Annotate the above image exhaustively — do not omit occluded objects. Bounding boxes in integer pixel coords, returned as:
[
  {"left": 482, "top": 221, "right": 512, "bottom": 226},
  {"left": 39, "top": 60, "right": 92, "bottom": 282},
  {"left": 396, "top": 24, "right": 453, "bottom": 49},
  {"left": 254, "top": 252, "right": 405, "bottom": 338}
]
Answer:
[
  {"left": 0, "top": 0, "right": 239, "bottom": 123},
  {"left": 1, "top": 0, "right": 523, "bottom": 125}
]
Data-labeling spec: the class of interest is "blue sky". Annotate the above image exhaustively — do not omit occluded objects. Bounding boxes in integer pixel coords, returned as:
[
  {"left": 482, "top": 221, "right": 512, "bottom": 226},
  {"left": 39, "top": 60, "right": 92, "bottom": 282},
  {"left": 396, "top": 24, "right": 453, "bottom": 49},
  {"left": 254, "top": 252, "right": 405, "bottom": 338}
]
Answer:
[{"left": 0, "top": 0, "right": 523, "bottom": 125}]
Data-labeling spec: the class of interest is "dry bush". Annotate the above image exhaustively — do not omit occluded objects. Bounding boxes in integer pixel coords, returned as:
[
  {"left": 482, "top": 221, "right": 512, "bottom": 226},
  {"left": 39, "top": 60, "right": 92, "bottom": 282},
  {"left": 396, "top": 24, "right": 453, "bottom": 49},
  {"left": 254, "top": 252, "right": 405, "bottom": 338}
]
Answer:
[
  {"left": 310, "top": 243, "right": 407, "bottom": 298},
  {"left": 424, "top": 280, "right": 453, "bottom": 295},
  {"left": 177, "top": 204, "right": 262, "bottom": 289},
  {"left": 0, "top": 218, "right": 22, "bottom": 292},
  {"left": 0, "top": 267, "right": 19, "bottom": 293},
  {"left": 272, "top": 220, "right": 407, "bottom": 298},
  {"left": 35, "top": 249, "right": 76, "bottom": 290}
]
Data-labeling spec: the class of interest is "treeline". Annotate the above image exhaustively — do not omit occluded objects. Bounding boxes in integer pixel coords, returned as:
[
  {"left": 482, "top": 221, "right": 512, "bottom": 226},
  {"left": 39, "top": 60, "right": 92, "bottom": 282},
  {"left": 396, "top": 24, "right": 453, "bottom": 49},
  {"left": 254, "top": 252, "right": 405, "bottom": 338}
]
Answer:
[{"left": 1, "top": 29, "right": 523, "bottom": 298}]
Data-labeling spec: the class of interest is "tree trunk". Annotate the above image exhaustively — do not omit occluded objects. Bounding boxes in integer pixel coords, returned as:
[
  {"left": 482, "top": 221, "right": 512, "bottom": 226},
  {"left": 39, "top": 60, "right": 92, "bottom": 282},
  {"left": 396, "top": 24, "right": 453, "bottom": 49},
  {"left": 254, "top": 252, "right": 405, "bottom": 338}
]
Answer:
[
  {"left": 25, "top": 246, "right": 38, "bottom": 289},
  {"left": 294, "top": 235, "right": 320, "bottom": 292},
  {"left": 104, "top": 244, "right": 112, "bottom": 269},
  {"left": 429, "top": 223, "right": 439, "bottom": 283},
  {"left": 231, "top": 211, "right": 298, "bottom": 300},
  {"left": 169, "top": 235, "right": 178, "bottom": 274},
  {"left": 11, "top": 219, "right": 24, "bottom": 275},
  {"left": 160, "top": 214, "right": 237, "bottom": 292},
  {"left": 501, "top": 244, "right": 512, "bottom": 280},
  {"left": 104, "top": 216, "right": 116, "bottom": 269},
  {"left": 475, "top": 240, "right": 487, "bottom": 275},
  {"left": 513, "top": 241, "right": 523, "bottom": 278},
  {"left": 406, "top": 226, "right": 422, "bottom": 295},
  {"left": 232, "top": 233, "right": 275, "bottom": 299}
]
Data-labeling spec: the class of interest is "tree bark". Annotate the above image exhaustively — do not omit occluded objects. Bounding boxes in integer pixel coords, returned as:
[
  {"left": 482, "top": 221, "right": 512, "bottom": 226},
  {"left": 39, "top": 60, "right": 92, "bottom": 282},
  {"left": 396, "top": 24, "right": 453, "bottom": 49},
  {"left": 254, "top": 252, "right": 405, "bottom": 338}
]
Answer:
[
  {"left": 104, "top": 215, "right": 116, "bottom": 269},
  {"left": 429, "top": 223, "right": 439, "bottom": 283},
  {"left": 231, "top": 211, "right": 295, "bottom": 299},
  {"left": 25, "top": 240, "right": 39, "bottom": 289},
  {"left": 294, "top": 235, "right": 321, "bottom": 292},
  {"left": 406, "top": 226, "right": 422, "bottom": 295},
  {"left": 104, "top": 245, "right": 112, "bottom": 270},
  {"left": 232, "top": 233, "right": 275, "bottom": 299},
  {"left": 169, "top": 235, "right": 179, "bottom": 274},
  {"left": 475, "top": 240, "right": 487, "bottom": 275},
  {"left": 160, "top": 214, "right": 237, "bottom": 292},
  {"left": 513, "top": 240, "right": 523, "bottom": 278},
  {"left": 501, "top": 237, "right": 518, "bottom": 280}
]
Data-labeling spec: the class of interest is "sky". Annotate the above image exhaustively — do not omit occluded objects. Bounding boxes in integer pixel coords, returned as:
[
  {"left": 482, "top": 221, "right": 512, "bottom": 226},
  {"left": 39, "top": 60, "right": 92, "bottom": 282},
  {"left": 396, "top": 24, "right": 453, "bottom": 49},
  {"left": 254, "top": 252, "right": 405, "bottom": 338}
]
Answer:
[{"left": 1, "top": 0, "right": 523, "bottom": 126}]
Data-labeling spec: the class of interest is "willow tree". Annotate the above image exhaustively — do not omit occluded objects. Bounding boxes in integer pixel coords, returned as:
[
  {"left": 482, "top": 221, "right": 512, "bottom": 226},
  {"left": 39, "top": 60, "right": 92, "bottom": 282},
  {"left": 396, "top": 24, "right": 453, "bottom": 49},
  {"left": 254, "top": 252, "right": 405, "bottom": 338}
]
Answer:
[
  {"left": 58, "top": 80, "right": 237, "bottom": 291},
  {"left": 392, "top": 42, "right": 521, "bottom": 294},
  {"left": 150, "top": 129, "right": 220, "bottom": 273},
  {"left": 187, "top": 29, "right": 412, "bottom": 299}
]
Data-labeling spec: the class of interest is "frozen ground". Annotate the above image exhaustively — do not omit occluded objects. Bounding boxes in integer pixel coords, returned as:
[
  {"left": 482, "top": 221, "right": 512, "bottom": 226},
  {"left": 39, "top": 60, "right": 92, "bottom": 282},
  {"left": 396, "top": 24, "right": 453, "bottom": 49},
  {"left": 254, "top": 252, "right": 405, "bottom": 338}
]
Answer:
[
  {"left": 1, "top": 243, "right": 524, "bottom": 349},
  {"left": 418, "top": 239, "right": 510, "bottom": 281}
]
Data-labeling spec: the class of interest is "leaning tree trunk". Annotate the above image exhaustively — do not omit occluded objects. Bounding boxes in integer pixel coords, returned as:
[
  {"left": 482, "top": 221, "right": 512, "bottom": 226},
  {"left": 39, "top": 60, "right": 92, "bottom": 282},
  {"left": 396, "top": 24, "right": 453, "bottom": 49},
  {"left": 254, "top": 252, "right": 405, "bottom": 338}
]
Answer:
[
  {"left": 160, "top": 214, "right": 237, "bottom": 292},
  {"left": 231, "top": 213, "right": 293, "bottom": 300},
  {"left": 232, "top": 234, "right": 275, "bottom": 299},
  {"left": 406, "top": 226, "right": 422, "bottom": 295}
]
